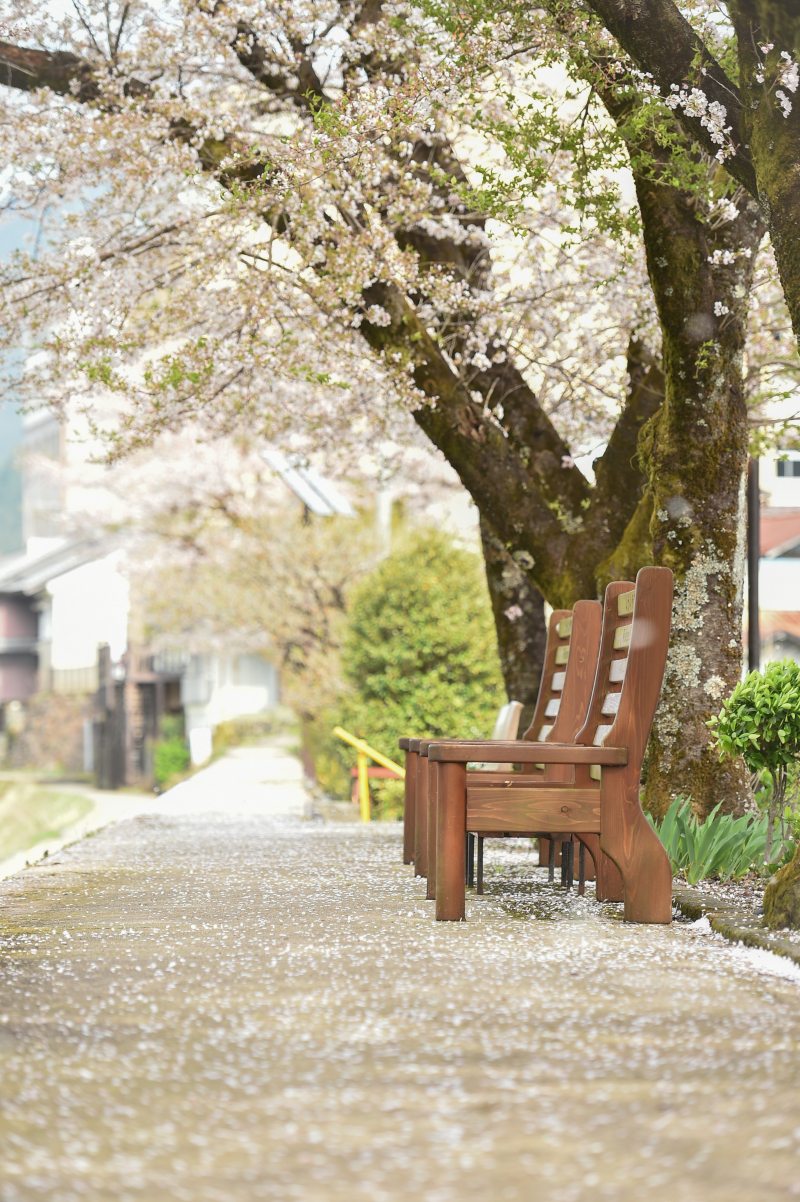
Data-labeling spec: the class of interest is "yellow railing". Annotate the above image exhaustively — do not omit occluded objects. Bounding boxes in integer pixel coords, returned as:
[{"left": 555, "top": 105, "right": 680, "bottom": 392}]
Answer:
[{"left": 333, "top": 726, "right": 405, "bottom": 823}]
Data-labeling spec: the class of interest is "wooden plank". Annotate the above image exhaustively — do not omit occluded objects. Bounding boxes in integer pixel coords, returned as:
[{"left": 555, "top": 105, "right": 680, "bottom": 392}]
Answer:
[
  {"left": 435, "top": 762, "right": 467, "bottom": 921},
  {"left": 613, "top": 623, "right": 632, "bottom": 650},
  {"left": 429, "top": 741, "right": 626, "bottom": 764},
  {"left": 617, "top": 589, "right": 635, "bottom": 616},
  {"left": 403, "top": 749, "right": 417, "bottom": 865},
  {"left": 466, "top": 789, "right": 601, "bottom": 833}
]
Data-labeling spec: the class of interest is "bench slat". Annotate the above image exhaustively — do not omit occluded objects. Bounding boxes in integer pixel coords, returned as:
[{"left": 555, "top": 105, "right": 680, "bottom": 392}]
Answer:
[
  {"left": 613, "top": 623, "right": 632, "bottom": 650},
  {"left": 429, "top": 742, "right": 627, "bottom": 764},
  {"left": 466, "top": 789, "right": 602, "bottom": 833},
  {"left": 617, "top": 589, "right": 635, "bottom": 616}
]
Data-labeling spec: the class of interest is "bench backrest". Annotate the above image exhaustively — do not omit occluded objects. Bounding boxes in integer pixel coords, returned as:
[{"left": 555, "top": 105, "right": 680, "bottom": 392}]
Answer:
[
  {"left": 522, "top": 608, "right": 572, "bottom": 743},
  {"left": 491, "top": 701, "right": 524, "bottom": 741},
  {"left": 574, "top": 566, "right": 673, "bottom": 783}
]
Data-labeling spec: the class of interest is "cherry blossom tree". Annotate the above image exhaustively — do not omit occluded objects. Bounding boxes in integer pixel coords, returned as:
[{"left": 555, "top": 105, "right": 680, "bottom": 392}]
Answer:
[{"left": 0, "top": 0, "right": 797, "bottom": 814}]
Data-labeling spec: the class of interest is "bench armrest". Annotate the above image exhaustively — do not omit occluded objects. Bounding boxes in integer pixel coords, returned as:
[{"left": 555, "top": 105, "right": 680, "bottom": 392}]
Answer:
[{"left": 428, "top": 741, "right": 628, "bottom": 765}]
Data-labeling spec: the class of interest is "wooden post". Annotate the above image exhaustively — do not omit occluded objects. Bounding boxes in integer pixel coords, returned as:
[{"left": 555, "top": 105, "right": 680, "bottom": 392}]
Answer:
[
  {"left": 414, "top": 752, "right": 428, "bottom": 877},
  {"left": 402, "top": 748, "right": 417, "bottom": 865},
  {"left": 748, "top": 457, "right": 760, "bottom": 674},
  {"left": 435, "top": 761, "right": 467, "bottom": 921},
  {"left": 357, "top": 751, "right": 370, "bottom": 823},
  {"left": 426, "top": 757, "right": 437, "bottom": 900}
]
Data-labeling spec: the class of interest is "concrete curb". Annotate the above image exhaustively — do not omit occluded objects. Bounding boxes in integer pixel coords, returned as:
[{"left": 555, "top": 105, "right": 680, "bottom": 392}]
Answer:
[{"left": 673, "top": 885, "right": 800, "bottom": 967}]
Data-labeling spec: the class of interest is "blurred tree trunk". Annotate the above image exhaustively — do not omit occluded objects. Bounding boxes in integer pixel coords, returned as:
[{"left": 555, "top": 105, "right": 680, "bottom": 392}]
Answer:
[{"left": 480, "top": 515, "right": 547, "bottom": 734}]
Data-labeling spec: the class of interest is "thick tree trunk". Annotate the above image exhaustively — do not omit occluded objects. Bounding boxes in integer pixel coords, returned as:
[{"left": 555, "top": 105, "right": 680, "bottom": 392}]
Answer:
[
  {"left": 634, "top": 174, "right": 764, "bottom": 818},
  {"left": 583, "top": 0, "right": 800, "bottom": 354},
  {"left": 479, "top": 515, "right": 547, "bottom": 734},
  {"left": 730, "top": 3, "right": 800, "bottom": 351}
]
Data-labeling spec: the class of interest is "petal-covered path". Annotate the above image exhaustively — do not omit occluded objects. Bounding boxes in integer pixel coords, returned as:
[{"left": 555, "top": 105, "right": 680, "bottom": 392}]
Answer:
[{"left": 1, "top": 744, "right": 799, "bottom": 1202}]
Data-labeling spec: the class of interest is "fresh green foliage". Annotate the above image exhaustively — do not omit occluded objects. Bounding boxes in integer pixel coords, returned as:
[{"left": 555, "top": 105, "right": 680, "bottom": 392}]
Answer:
[
  {"left": 708, "top": 660, "right": 800, "bottom": 861},
  {"left": 334, "top": 528, "right": 505, "bottom": 813},
  {"left": 649, "top": 795, "right": 794, "bottom": 884},
  {"left": 153, "top": 715, "right": 190, "bottom": 785}
]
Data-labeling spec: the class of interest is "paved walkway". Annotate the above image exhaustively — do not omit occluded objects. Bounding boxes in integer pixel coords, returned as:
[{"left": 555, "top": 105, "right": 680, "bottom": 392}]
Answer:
[{"left": 1, "top": 743, "right": 799, "bottom": 1201}]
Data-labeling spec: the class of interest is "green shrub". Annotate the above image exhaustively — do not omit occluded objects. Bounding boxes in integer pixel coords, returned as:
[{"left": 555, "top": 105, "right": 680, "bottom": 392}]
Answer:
[
  {"left": 708, "top": 659, "right": 800, "bottom": 863},
  {"left": 153, "top": 714, "right": 190, "bottom": 785},
  {"left": 333, "top": 528, "right": 505, "bottom": 811},
  {"left": 649, "top": 794, "right": 795, "bottom": 884}
]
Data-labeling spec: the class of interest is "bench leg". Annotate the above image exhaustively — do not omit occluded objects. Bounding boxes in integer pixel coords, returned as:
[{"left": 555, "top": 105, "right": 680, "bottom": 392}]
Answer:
[
  {"left": 577, "top": 833, "right": 624, "bottom": 902},
  {"left": 403, "top": 750, "right": 417, "bottom": 865},
  {"left": 414, "top": 755, "right": 428, "bottom": 878},
  {"left": 548, "top": 837, "right": 555, "bottom": 882},
  {"left": 426, "top": 758, "right": 437, "bottom": 900},
  {"left": 466, "top": 833, "right": 475, "bottom": 888},
  {"left": 601, "top": 783, "right": 672, "bottom": 923},
  {"left": 435, "top": 762, "right": 467, "bottom": 921},
  {"left": 476, "top": 836, "right": 484, "bottom": 895},
  {"left": 578, "top": 841, "right": 586, "bottom": 896}
]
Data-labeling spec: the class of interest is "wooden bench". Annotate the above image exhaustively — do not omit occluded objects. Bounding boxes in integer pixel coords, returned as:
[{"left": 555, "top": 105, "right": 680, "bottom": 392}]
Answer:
[
  {"left": 398, "top": 608, "right": 576, "bottom": 877},
  {"left": 399, "top": 701, "right": 524, "bottom": 883},
  {"left": 420, "top": 600, "right": 609, "bottom": 901},
  {"left": 429, "top": 567, "right": 674, "bottom": 925}
]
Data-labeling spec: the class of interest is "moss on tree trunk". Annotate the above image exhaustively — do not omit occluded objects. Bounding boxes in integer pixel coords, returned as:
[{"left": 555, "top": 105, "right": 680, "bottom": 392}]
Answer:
[
  {"left": 731, "top": 2, "right": 800, "bottom": 352},
  {"left": 763, "top": 843, "right": 800, "bottom": 930},
  {"left": 634, "top": 170, "right": 764, "bottom": 818}
]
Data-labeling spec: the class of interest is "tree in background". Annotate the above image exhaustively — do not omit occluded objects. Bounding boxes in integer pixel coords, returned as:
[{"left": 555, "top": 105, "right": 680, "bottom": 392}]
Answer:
[{"left": 334, "top": 528, "right": 504, "bottom": 811}]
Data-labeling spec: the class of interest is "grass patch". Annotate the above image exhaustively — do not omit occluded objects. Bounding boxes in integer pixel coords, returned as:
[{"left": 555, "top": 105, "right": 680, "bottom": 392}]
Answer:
[{"left": 0, "top": 781, "right": 93, "bottom": 862}]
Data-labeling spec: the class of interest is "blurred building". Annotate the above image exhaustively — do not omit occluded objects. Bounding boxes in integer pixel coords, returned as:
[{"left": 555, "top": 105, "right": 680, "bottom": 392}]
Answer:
[
  {"left": 0, "top": 410, "right": 282, "bottom": 784},
  {"left": 751, "top": 450, "right": 800, "bottom": 668}
]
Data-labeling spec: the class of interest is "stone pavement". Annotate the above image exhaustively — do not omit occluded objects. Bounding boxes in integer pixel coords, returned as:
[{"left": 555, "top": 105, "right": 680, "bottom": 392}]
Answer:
[{"left": 1, "top": 742, "right": 799, "bottom": 1202}]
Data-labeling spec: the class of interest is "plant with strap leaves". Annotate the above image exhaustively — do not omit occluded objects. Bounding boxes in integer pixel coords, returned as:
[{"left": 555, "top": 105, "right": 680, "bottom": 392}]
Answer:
[
  {"left": 649, "top": 795, "right": 794, "bottom": 883},
  {"left": 708, "top": 660, "right": 800, "bottom": 864}
]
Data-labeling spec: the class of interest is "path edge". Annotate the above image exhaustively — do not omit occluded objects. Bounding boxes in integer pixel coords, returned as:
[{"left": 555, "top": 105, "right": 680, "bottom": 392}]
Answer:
[{"left": 673, "top": 885, "right": 800, "bottom": 967}]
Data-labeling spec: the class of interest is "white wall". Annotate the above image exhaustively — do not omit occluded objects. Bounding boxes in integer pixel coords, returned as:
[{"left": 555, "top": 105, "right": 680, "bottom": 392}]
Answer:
[
  {"left": 753, "top": 559, "right": 800, "bottom": 613},
  {"left": 760, "top": 451, "right": 800, "bottom": 508},
  {"left": 47, "top": 551, "right": 130, "bottom": 669},
  {"left": 181, "top": 654, "right": 279, "bottom": 763}
]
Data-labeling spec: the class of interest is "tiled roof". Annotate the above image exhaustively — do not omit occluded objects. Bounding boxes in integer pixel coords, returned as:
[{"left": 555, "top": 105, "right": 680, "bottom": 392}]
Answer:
[{"left": 761, "top": 507, "right": 800, "bottom": 556}]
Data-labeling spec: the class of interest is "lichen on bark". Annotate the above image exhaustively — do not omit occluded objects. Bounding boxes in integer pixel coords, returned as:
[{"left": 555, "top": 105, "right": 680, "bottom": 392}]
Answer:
[{"left": 634, "top": 159, "right": 764, "bottom": 819}]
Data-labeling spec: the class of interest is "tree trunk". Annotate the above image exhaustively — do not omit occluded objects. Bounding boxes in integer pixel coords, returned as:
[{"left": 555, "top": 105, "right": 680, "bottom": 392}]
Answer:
[
  {"left": 479, "top": 514, "right": 547, "bottom": 734},
  {"left": 730, "top": 2, "right": 800, "bottom": 352},
  {"left": 764, "top": 842, "right": 800, "bottom": 930},
  {"left": 634, "top": 172, "right": 764, "bottom": 818}
]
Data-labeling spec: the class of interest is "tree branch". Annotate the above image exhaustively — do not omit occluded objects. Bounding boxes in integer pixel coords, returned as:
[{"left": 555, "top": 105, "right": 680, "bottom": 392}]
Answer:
[{"left": 582, "top": 0, "right": 758, "bottom": 196}]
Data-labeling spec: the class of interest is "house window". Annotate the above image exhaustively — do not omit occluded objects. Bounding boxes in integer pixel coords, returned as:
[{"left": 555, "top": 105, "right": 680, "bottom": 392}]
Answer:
[{"left": 776, "top": 459, "right": 800, "bottom": 477}]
